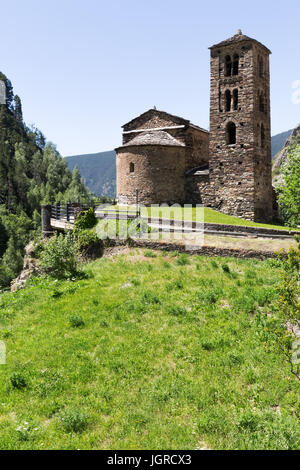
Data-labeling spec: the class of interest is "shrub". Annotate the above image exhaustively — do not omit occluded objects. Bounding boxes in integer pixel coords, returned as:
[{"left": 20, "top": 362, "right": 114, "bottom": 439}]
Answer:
[
  {"left": 40, "top": 233, "right": 78, "bottom": 279},
  {"left": 201, "top": 340, "right": 215, "bottom": 351},
  {"left": 68, "top": 314, "right": 85, "bottom": 328},
  {"left": 73, "top": 208, "right": 97, "bottom": 232},
  {"left": 141, "top": 290, "right": 160, "bottom": 305},
  {"left": 144, "top": 250, "right": 157, "bottom": 258},
  {"left": 197, "top": 288, "right": 222, "bottom": 304},
  {"left": 176, "top": 254, "right": 190, "bottom": 266},
  {"left": 10, "top": 372, "right": 27, "bottom": 389},
  {"left": 166, "top": 279, "right": 184, "bottom": 291},
  {"left": 16, "top": 421, "right": 39, "bottom": 441},
  {"left": 60, "top": 408, "right": 87, "bottom": 433},
  {"left": 238, "top": 410, "right": 260, "bottom": 432},
  {"left": 76, "top": 229, "right": 104, "bottom": 259},
  {"left": 167, "top": 305, "right": 187, "bottom": 316},
  {"left": 222, "top": 263, "right": 230, "bottom": 273}
]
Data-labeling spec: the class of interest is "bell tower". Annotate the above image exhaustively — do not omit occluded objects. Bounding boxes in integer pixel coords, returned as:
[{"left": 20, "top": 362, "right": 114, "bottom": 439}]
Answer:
[{"left": 209, "top": 30, "right": 273, "bottom": 221}]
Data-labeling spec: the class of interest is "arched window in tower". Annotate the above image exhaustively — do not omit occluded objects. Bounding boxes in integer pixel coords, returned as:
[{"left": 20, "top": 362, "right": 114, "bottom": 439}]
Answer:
[
  {"left": 233, "top": 89, "right": 239, "bottom": 110},
  {"left": 225, "top": 90, "right": 231, "bottom": 111},
  {"left": 225, "top": 55, "right": 232, "bottom": 77},
  {"left": 258, "top": 56, "right": 264, "bottom": 78},
  {"left": 259, "top": 92, "right": 265, "bottom": 112},
  {"left": 233, "top": 54, "right": 239, "bottom": 75},
  {"left": 261, "top": 124, "right": 265, "bottom": 148},
  {"left": 129, "top": 162, "right": 135, "bottom": 173},
  {"left": 226, "top": 122, "right": 236, "bottom": 145}
]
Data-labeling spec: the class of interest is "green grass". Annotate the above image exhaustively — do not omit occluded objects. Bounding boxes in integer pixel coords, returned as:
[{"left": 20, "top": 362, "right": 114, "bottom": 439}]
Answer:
[
  {"left": 99, "top": 205, "right": 296, "bottom": 231},
  {"left": 0, "top": 251, "right": 299, "bottom": 450}
]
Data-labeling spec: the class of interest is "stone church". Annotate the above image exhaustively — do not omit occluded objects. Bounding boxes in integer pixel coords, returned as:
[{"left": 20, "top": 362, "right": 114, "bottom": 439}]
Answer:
[{"left": 116, "top": 30, "right": 274, "bottom": 222}]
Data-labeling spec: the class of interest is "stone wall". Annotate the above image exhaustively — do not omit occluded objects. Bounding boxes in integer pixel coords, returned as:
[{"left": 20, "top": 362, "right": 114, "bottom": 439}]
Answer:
[
  {"left": 185, "top": 173, "right": 214, "bottom": 206},
  {"left": 117, "top": 109, "right": 209, "bottom": 205},
  {"left": 116, "top": 145, "right": 186, "bottom": 205}
]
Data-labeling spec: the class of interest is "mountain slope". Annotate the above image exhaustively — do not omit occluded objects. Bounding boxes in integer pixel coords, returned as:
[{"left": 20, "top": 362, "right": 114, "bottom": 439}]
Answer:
[
  {"left": 65, "top": 151, "right": 116, "bottom": 198},
  {"left": 271, "top": 129, "right": 293, "bottom": 159},
  {"left": 273, "top": 123, "right": 300, "bottom": 170}
]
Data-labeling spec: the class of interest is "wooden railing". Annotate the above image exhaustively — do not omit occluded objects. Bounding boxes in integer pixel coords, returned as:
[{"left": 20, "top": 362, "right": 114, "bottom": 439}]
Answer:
[{"left": 49, "top": 202, "right": 141, "bottom": 223}]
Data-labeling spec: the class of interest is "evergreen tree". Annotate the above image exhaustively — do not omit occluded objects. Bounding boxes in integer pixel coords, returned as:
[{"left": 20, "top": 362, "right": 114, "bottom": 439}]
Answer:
[{"left": 13, "top": 95, "right": 23, "bottom": 123}]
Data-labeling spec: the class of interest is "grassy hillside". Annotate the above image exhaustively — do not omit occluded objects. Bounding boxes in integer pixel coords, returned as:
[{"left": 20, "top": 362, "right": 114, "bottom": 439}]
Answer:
[
  {"left": 0, "top": 251, "right": 299, "bottom": 450},
  {"left": 101, "top": 205, "right": 295, "bottom": 231},
  {"left": 65, "top": 151, "right": 116, "bottom": 198}
]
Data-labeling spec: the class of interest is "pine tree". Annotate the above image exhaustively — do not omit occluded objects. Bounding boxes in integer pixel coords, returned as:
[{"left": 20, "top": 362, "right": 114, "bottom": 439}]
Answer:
[{"left": 13, "top": 95, "right": 23, "bottom": 123}]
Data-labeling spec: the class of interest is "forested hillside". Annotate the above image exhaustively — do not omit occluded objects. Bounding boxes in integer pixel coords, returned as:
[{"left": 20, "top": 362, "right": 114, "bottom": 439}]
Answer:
[
  {"left": 0, "top": 72, "right": 92, "bottom": 289},
  {"left": 66, "top": 151, "right": 116, "bottom": 198}
]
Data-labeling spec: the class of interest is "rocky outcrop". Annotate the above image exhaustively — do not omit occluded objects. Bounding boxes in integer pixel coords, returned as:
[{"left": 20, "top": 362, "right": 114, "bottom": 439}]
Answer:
[
  {"left": 273, "top": 123, "right": 300, "bottom": 174},
  {"left": 10, "top": 242, "right": 40, "bottom": 292}
]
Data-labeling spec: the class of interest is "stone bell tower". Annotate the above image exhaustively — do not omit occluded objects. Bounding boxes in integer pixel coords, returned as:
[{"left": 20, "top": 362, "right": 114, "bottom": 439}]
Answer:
[{"left": 209, "top": 30, "right": 273, "bottom": 222}]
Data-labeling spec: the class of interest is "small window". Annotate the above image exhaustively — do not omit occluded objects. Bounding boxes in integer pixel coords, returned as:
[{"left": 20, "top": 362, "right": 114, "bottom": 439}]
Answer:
[
  {"left": 225, "top": 90, "right": 231, "bottom": 111},
  {"left": 261, "top": 124, "right": 265, "bottom": 148},
  {"left": 226, "top": 122, "right": 236, "bottom": 145},
  {"left": 233, "top": 89, "right": 239, "bottom": 110},
  {"left": 258, "top": 56, "right": 264, "bottom": 78},
  {"left": 219, "top": 90, "right": 223, "bottom": 112},
  {"left": 233, "top": 54, "right": 239, "bottom": 75},
  {"left": 259, "top": 92, "right": 265, "bottom": 112},
  {"left": 225, "top": 55, "right": 232, "bottom": 77},
  {"left": 129, "top": 162, "right": 134, "bottom": 173}
]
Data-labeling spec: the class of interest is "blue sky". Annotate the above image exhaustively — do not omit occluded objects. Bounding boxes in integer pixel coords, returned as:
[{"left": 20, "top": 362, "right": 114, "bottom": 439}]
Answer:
[{"left": 1, "top": 0, "right": 300, "bottom": 156}]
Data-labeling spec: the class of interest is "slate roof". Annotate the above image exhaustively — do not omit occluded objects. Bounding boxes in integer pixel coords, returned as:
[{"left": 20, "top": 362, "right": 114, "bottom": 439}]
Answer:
[
  {"left": 119, "top": 131, "right": 185, "bottom": 148},
  {"left": 122, "top": 108, "right": 208, "bottom": 133},
  {"left": 210, "top": 30, "right": 271, "bottom": 54}
]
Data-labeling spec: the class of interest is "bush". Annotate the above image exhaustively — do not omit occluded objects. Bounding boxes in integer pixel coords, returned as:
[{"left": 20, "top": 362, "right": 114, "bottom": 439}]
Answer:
[
  {"left": 167, "top": 305, "right": 187, "bottom": 316},
  {"left": 10, "top": 372, "right": 27, "bottom": 389},
  {"left": 222, "top": 263, "right": 230, "bottom": 273},
  {"left": 176, "top": 254, "right": 190, "bottom": 266},
  {"left": 68, "top": 314, "right": 85, "bottom": 328},
  {"left": 40, "top": 232, "right": 78, "bottom": 279},
  {"left": 201, "top": 340, "right": 215, "bottom": 351},
  {"left": 60, "top": 408, "right": 87, "bottom": 433},
  {"left": 144, "top": 250, "right": 157, "bottom": 258},
  {"left": 141, "top": 290, "right": 160, "bottom": 305},
  {"left": 73, "top": 208, "right": 97, "bottom": 232},
  {"left": 76, "top": 229, "right": 104, "bottom": 259}
]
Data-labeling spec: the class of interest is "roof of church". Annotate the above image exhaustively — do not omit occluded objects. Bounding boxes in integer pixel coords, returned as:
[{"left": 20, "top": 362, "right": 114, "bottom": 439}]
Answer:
[
  {"left": 122, "top": 108, "right": 208, "bottom": 133},
  {"left": 118, "top": 130, "right": 186, "bottom": 148},
  {"left": 210, "top": 30, "right": 271, "bottom": 54}
]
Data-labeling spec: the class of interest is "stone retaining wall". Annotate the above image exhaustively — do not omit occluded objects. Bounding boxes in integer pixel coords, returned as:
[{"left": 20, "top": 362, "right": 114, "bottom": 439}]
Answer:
[{"left": 107, "top": 238, "right": 284, "bottom": 260}]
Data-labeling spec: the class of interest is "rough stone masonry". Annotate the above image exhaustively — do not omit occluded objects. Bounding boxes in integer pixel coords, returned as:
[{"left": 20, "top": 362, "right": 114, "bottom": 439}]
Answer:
[{"left": 116, "top": 30, "right": 274, "bottom": 222}]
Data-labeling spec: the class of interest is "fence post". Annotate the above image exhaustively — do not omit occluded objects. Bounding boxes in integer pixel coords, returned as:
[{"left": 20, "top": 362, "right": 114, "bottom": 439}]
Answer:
[
  {"left": 56, "top": 202, "right": 60, "bottom": 220},
  {"left": 67, "top": 202, "right": 71, "bottom": 222},
  {"left": 41, "top": 205, "right": 53, "bottom": 238}
]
